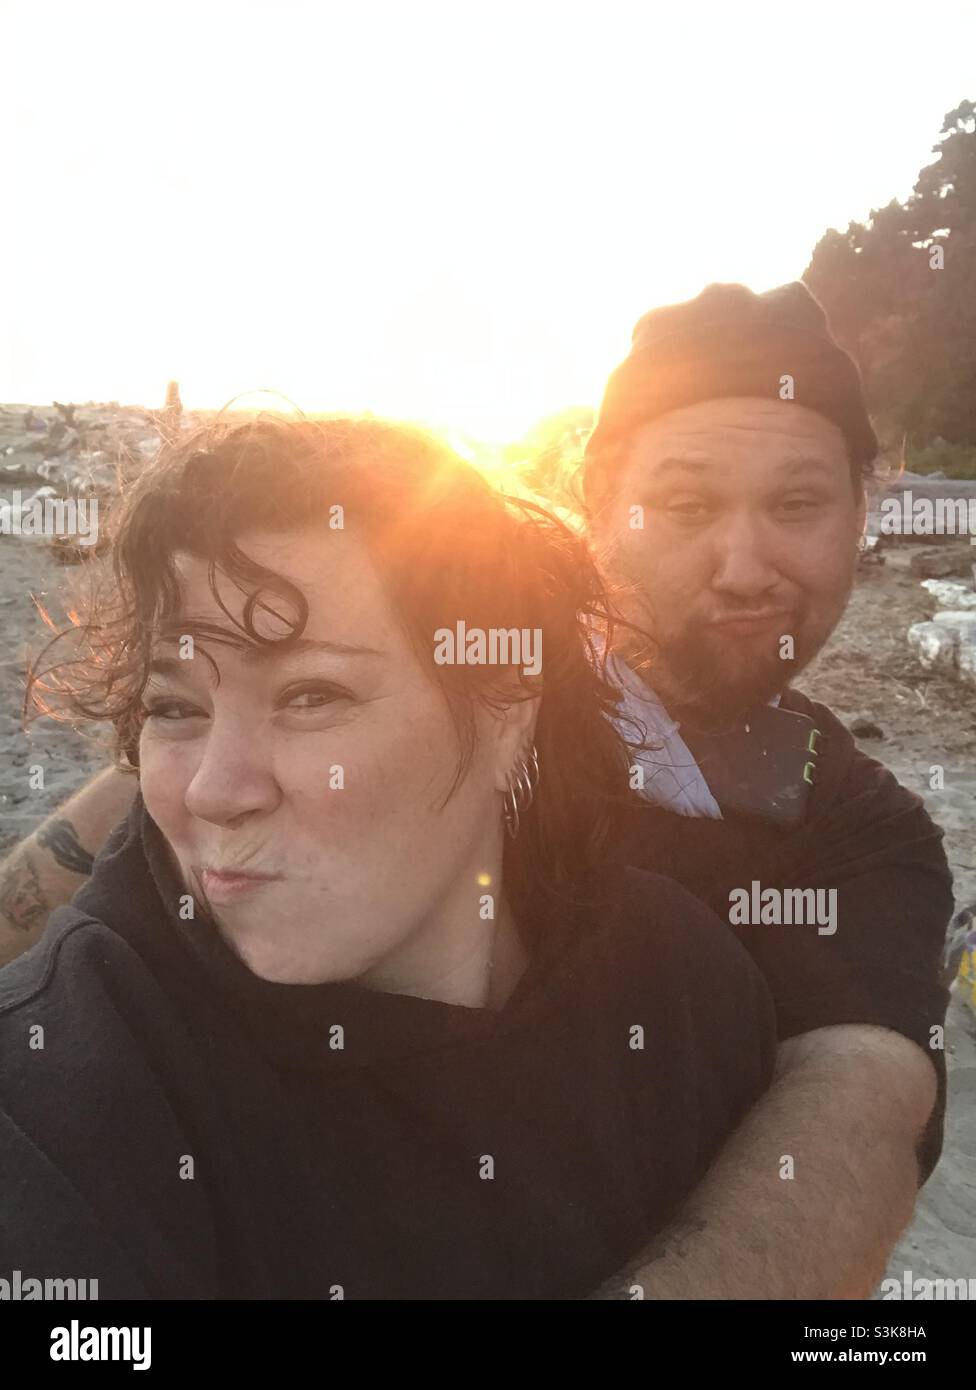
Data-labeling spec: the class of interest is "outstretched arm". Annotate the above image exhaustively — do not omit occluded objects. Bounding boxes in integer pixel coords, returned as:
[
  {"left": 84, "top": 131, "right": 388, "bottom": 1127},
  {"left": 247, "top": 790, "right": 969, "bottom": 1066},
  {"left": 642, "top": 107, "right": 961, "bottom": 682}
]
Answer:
[
  {"left": 0, "top": 767, "right": 137, "bottom": 968},
  {"left": 588, "top": 1024, "right": 937, "bottom": 1299}
]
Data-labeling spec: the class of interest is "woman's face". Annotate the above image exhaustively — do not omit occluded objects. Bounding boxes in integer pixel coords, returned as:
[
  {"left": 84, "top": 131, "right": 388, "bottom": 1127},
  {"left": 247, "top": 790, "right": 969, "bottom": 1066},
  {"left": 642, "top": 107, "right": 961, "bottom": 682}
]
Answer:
[{"left": 139, "top": 522, "right": 524, "bottom": 989}]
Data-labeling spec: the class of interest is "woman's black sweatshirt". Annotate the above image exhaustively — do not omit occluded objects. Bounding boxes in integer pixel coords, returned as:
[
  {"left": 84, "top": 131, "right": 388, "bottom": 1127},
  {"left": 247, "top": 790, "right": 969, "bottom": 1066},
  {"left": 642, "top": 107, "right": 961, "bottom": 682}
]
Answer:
[{"left": 0, "top": 791, "right": 775, "bottom": 1299}]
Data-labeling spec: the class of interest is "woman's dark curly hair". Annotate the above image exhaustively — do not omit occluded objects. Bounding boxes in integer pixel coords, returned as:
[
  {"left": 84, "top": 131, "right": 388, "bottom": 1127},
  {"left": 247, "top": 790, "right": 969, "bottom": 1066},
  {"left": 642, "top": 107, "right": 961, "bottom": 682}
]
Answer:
[{"left": 25, "top": 413, "right": 644, "bottom": 931}]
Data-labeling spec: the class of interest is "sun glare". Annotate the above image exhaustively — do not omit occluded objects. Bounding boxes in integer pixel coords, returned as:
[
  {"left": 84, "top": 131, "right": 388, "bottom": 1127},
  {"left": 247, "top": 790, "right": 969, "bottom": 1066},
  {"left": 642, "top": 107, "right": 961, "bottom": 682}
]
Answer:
[{"left": 4, "top": 3, "right": 976, "bottom": 448}]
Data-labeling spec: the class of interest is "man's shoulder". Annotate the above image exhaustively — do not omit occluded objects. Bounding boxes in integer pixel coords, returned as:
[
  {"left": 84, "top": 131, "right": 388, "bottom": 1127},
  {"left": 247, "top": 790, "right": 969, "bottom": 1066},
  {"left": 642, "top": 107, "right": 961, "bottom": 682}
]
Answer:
[
  {"left": 778, "top": 686, "right": 866, "bottom": 748},
  {"left": 778, "top": 685, "right": 864, "bottom": 784},
  {"left": 781, "top": 685, "right": 934, "bottom": 825}
]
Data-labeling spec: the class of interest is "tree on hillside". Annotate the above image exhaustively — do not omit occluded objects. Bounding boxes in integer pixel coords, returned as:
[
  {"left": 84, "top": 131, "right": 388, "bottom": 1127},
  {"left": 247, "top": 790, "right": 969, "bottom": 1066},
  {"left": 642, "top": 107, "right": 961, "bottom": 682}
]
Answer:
[{"left": 804, "top": 100, "right": 976, "bottom": 449}]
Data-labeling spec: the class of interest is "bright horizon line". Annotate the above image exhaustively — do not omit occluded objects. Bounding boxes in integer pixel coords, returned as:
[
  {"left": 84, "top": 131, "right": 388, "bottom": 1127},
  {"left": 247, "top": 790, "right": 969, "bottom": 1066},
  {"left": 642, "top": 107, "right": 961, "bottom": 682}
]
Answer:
[
  {"left": 6, "top": 3, "right": 974, "bottom": 447},
  {"left": 1, "top": 394, "right": 598, "bottom": 445}
]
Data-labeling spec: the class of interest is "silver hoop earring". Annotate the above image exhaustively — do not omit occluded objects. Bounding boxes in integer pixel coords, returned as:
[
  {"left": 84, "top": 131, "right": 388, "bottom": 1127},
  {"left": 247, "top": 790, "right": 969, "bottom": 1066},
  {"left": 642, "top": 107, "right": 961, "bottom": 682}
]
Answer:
[
  {"left": 524, "top": 743, "right": 540, "bottom": 794},
  {"left": 513, "top": 763, "right": 532, "bottom": 812},
  {"left": 503, "top": 783, "right": 521, "bottom": 839},
  {"left": 503, "top": 742, "right": 539, "bottom": 840}
]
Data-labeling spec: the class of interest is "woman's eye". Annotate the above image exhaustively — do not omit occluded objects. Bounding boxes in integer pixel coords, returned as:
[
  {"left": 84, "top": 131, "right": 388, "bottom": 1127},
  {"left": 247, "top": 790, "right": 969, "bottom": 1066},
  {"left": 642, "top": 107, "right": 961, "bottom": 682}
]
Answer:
[
  {"left": 142, "top": 700, "right": 198, "bottom": 721},
  {"left": 140, "top": 684, "right": 350, "bottom": 722},
  {"left": 283, "top": 684, "right": 349, "bottom": 710}
]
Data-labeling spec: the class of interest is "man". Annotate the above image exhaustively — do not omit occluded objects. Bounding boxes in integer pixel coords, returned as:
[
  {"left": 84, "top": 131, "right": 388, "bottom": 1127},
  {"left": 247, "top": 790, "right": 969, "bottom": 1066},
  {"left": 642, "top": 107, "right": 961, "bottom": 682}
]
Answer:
[
  {"left": 0, "top": 282, "right": 952, "bottom": 1298},
  {"left": 580, "top": 280, "right": 951, "bottom": 1298}
]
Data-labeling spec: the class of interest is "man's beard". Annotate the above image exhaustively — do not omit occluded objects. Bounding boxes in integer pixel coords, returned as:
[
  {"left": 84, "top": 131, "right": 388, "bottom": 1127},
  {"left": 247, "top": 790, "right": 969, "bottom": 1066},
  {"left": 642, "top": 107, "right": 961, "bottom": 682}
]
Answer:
[{"left": 627, "top": 601, "right": 814, "bottom": 731}]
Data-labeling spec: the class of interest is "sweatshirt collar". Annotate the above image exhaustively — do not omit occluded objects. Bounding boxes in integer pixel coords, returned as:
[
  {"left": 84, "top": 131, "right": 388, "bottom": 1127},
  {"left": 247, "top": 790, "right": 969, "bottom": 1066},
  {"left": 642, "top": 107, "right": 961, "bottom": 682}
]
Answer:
[{"left": 130, "top": 788, "right": 553, "bottom": 1071}]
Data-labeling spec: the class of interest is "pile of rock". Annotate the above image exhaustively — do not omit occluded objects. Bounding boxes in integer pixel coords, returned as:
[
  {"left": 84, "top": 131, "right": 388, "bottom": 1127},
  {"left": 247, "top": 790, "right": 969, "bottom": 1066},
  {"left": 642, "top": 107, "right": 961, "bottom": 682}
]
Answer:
[
  {"left": 0, "top": 391, "right": 196, "bottom": 562},
  {"left": 908, "top": 579, "right": 976, "bottom": 687},
  {"left": 0, "top": 401, "right": 168, "bottom": 498},
  {"left": 908, "top": 545, "right": 974, "bottom": 579}
]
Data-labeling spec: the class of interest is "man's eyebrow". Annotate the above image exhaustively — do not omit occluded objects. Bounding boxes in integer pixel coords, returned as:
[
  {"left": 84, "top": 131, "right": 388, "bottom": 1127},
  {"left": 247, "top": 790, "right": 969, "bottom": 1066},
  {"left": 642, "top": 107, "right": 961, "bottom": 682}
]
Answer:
[
  {"left": 147, "top": 638, "right": 385, "bottom": 676},
  {"left": 646, "top": 456, "right": 713, "bottom": 475},
  {"left": 646, "top": 454, "right": 835, "bottom": 477},
  {"left": 775, "top": 456, "right": 836, "bottom": 475}
]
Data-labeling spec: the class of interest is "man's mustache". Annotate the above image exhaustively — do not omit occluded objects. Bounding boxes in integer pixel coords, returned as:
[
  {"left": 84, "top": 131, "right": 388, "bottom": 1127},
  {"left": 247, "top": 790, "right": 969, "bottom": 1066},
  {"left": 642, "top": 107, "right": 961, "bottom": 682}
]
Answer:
[{"left": 704, "top": 606, "right": 795, "bottom": 625}]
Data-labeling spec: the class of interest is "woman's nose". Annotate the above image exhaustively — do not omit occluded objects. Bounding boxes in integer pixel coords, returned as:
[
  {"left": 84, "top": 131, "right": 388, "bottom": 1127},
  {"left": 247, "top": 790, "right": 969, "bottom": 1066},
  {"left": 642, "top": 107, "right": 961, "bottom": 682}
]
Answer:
[{"left": 182, "top": 720, "right": 279, "bottom": 826}]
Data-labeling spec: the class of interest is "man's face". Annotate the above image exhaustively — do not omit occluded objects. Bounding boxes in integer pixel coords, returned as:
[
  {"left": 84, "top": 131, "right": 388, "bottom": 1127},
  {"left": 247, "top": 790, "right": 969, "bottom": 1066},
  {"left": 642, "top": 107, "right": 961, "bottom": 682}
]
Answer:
[{"left": 588, "top": 397, "right": 867, "bottom": 721}]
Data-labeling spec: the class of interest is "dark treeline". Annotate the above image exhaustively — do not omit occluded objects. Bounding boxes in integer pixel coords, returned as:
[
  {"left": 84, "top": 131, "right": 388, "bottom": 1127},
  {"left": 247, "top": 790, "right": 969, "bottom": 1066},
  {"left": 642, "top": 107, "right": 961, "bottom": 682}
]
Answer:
[
  {"left": 804, "top": 100, "right": 976, "bottom": 472},
  {"left": 508, "top": 99, "right": 976, "bottom": 497}
]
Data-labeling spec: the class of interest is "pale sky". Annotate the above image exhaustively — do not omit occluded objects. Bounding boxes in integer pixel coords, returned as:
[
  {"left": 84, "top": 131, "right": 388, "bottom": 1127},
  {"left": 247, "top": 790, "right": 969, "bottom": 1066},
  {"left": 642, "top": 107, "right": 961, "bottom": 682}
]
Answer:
[{"left": 3, "top": 0, "right": 975, "bottom": 441}]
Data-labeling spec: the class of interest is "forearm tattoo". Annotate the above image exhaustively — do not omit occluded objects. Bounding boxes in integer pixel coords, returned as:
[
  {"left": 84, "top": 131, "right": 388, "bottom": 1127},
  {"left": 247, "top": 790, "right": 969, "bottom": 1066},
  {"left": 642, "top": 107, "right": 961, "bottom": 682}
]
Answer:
[
  {"left": 0, "top": 819, "right": 95, "bottom": 937},
  {"left": 36, "top": 817, "right": 95, "bottom": 876},
  {"left": 0, "top": 853, "right": 50, "bottom": 935}
]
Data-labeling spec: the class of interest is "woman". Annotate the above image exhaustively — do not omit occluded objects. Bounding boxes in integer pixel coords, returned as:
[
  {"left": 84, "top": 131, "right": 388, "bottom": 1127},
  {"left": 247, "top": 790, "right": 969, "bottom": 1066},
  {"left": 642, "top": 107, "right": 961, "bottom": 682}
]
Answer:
[{"left": 0, "top": 415, "right": 775, "bottom": 1299}]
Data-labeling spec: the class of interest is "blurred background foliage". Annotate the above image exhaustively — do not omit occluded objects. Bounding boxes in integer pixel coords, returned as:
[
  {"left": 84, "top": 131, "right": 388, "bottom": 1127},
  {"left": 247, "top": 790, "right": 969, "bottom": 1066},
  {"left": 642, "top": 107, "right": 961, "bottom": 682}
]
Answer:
[
  {"left": 506, "top": 100, "right": 976, "bottom": 492},
  {"left": 804, "top": 100, "right": 976, "bottom": 476}
]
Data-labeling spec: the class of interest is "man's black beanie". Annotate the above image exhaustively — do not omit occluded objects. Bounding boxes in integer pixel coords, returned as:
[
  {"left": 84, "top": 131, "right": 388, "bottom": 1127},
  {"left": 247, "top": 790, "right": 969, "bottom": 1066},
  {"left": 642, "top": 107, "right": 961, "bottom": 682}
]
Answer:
[{"left": 583, "top": 280, "right": 878, "bottom": 503}]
